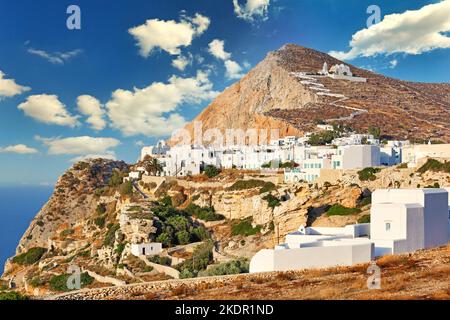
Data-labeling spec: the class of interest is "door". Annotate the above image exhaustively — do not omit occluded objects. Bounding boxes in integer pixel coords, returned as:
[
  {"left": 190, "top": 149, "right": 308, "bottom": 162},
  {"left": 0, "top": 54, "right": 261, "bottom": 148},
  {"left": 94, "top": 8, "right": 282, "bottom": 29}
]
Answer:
[{"left": 142, "top": 247, "right": 146, "bottom": 255}]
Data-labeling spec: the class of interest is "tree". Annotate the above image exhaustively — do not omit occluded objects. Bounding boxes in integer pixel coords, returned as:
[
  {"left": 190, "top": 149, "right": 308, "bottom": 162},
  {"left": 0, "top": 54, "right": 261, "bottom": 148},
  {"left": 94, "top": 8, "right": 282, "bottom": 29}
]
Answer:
[
  {"left": 204, "top": 165, "right": 220, "bottom": 178},
  {"left": 368, "top": 126, "right": 381, "bottom": 139},
  {"left": 143, "top": 156, "right": 163, "bottom": 176}
]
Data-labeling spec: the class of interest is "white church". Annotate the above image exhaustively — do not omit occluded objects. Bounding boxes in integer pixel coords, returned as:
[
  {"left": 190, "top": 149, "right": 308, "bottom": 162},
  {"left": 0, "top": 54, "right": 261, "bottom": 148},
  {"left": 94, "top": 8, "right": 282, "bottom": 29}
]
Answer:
[{"left": 250, "top": 188, "right": 450, "bottom": 273}]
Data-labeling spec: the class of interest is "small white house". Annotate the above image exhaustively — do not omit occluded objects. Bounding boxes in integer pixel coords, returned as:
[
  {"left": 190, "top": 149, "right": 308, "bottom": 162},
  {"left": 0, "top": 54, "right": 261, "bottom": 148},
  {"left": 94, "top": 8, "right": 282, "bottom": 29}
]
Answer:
[
  {"left": 250, "top": 188, "right": 450, "bottom": 273},
  {"left": 370, "top": 188, "right": 449, "bottom": 256},
  {"left": 250, "top": 224, "right": 373, "bottom": 273},
  {"left": 331, "top": 145, "right": 380, "bottom": 170},
  {"left": 131, "top": 243, "right": 162, "bottom": 257}
]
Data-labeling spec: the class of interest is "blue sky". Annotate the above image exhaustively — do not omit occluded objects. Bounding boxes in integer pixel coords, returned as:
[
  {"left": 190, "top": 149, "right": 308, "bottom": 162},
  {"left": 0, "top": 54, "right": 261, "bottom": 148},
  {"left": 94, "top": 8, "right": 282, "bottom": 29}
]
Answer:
[{"left": 0, "top": 0, "right": 449, "bottom": 186}]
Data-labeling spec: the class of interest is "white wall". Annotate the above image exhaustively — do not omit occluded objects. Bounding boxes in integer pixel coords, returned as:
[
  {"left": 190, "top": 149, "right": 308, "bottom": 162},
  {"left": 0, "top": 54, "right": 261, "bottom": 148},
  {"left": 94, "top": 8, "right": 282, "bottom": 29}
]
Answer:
[
  {"left": 376, "top": 189, "right": 448, "bottom": 248},
  {"left": 131, "top": 243, "right": 162, "bottom": 257},
  {"left": 250, "top": 241, "right": 373, "bottom": 273}
]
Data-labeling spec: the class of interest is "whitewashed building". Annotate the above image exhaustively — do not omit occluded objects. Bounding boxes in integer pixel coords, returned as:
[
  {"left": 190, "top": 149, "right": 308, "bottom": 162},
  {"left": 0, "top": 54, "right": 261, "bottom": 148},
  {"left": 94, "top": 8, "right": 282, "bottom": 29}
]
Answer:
[
  {"left": 250, "top": 224, "right": 373, "bottom": 273},
  {"left": 401, "top": 143, "right": 450, "bottom": 167},
  {"left": 250, "top": 188, "right": 450, "bottom": 273},
  {"left": 131, "top": 243, "right": 162, "bottom": 257},
  {"left": 331, "top": 145, "right": 380, "bottom": 170},
  {"left": 370, "top": 189, "right": 449, "bottom": 256}
]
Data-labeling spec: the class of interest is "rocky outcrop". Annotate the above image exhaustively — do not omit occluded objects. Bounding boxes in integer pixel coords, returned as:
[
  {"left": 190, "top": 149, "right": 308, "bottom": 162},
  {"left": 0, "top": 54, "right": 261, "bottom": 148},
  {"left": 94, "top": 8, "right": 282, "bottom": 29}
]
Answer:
[
  {"left": 181, "top": 44, "right": 450, "bottom": 143},
  {"left": 15, "top": 159, "right": 128, "bottom": 255}
]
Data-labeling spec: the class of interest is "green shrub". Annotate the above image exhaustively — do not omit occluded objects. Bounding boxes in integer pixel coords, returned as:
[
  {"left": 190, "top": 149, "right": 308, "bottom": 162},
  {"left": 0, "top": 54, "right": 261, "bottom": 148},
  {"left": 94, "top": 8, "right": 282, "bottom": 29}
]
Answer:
[
  {"left": 0, "top": 291, "right": 28, "bottom": 300},
  {"left": 424, "top": 182, "right": 440, "bottom": 188},
  {"left": 259, "top": 182, "right": 276, "bottom": 194},
  {"left": 94, "top": 187, "right": 108, "bottom": 197},
  {"left": 228, "top": 179, "right": 266, "bottom": 191},
  {"left": 94, "top": 216, "right": 106, "bottom": 228},
  {"left": 177, "top": 240, "right": 214, "bottom": 274},
  {"left": 73, "top": 161, "right": 90, "bottom": 171},
  {"left": 231, "top": 218, "right": 261, "bottom": 236},
  {"left": 96, "top": 203, "right": 107, "bottom": 215},
  {"left": 357, "top": 214, "right": 371, "bottom": 224},
  {"left": 156, "top": 232, "right": 173, "bottom": 247},
  {"left": 12, "top": 247, "right": 47, "bottom": 265},
  {"left": 204, "top": 165, "right": 220, "bottom": 178},
  {"left": 119, "top": 181, "right": 133, "bottom": 196},
  {"left": 358, "top": 167, "right": 381, "bottom": 181},
  {"left": 199, "top": 259, "right": 249, "bottom": 277},
  {"left": 49, "top": 272, "right": 94, "bottom": 292},
  {"left": 36, "top": 220, "right": 45, "bottom": 227},
  {"left": 327, "top": 204, "right": 362, "bottom": 216},
  {"left": 159, "top": 196, "right": 173, "bottom": 207},
  {"left": 149, "top": 255, "right": 172, "bottom": 266},
  {"left": 115, "top": 242, "right": 126, "bottom": 257},
  {"left": 103, "top": 224, "right": 119, "bottom": 247},
  {"left": 176, "top": 230, "right": 191, "bottom": 245},
  {"left": 184, "top": 203, "right": 225, "bottom": 221},
  {"left": 418, "top": 159, "right": 450, "bottom": 174},
  {"left": 192, "top": 226, "right": 210, "bottom": 241},
  {"left": 108, "top": 170, "right": 124, "bottom": 187},
  {"left": 262, "top": 193, "right": 281, "bottom": 209},
  {"left": 30, "top": 276, "right": 46, "bottom": 288},
  {"left": 368, "top": 126, "right": 381, "bottom": 139},
  {"left": 308, "top": 131, "right": 338, "bottom": 146}
]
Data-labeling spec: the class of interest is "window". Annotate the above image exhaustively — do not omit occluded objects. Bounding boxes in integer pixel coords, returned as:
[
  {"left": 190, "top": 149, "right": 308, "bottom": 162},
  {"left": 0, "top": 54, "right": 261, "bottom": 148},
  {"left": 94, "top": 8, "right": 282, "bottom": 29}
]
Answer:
[{"left": 385, "top": 222, "right": 391, "bottom": 232}]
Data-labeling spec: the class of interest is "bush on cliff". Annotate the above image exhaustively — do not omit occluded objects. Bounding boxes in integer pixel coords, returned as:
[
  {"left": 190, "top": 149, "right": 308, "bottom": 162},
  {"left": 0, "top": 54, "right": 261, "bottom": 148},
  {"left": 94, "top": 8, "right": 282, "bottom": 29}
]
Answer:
[
  {"left": 184, "top": 203, "right": 225, "bottom": 221},
  {"left": 358, "top": 167, "right": 381, "bottom": 181},
  {"left": 228, "top": 179, "right": 266, "bottom": 191},
  {"left": 326, "top": 204, "right": 361, "bottom": 216},
  {"left": 198, "top": 258, "right": 249, "bottom": 277},
  {"left": 418, "top": 159, "right": 450, "bottom": 174},
  {"left": 49, "top": 272, "right": 94, "bottom": 292},
  {"left": 204, "top": 165, "right": 220, "bottom": 178},
  {"left": 12, "top": 247, "right": 47, "bottom": 265},
  {"left": 0, "top": 291, "right": 28, "bottom": 300},
  {"left": 231, "top": 218, "right": 261, "bottom": 236}
]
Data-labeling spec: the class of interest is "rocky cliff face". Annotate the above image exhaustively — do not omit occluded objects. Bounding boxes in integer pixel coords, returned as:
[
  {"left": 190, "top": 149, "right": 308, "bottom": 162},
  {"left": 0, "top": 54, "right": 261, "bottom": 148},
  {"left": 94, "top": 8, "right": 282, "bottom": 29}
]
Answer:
[
  {"left": 15, "top": 159, "right": 129, "bottom": 255},
  {"left": 181, "top": 44, "right": 450, "bottom": 143},
  {"left": 2, "top": 156, "right": 449, "bottom": 296}
]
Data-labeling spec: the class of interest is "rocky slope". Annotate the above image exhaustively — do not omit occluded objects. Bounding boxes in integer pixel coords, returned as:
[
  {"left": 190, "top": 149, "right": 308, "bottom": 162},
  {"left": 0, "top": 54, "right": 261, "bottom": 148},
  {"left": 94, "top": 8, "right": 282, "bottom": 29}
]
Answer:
[
  {"left": 1, "top": 158, "right": 449, "bottom": 297},
  {"left": 182, "top": 44, "right": 450, "bottom": 143},
  {"left": 50, "top": 245, "right": 450, "bottom": 300}
]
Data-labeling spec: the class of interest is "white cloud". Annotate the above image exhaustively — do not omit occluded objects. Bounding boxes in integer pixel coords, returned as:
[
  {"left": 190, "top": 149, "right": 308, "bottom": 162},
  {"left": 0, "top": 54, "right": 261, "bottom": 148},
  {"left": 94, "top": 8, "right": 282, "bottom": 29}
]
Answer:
[
  {"left": 70, "top": 153, "right": 116, "bottom": 162},
  {"left": 225, "top": 60, "right": 244, "bottom": 79},
  {"left": 329, "top": 0, "right": 450, "bottom": 60},
  {"left": 0, "top": 71, "right": 31, "bottom": 98},
  {"left": 207, "top": 39, "right": 245, "bottom": 80},
  {"left": 389, "top": 59, "right": 398, "bottom": 69},
  {"left": 27, "top": 48, "right": 82, "bottom": 65},
  {"left": 172, "top": 53, "right": 193, "bottom": 71},
  {"left": 233, "top": 0, "right": 270, "bottom": 22},
  {"left": 0, "top": 144, "right": 38, "bottom": 154},
  {"left": 77, "top": 95, "right": 107, "bottom": 131},
  {"left": 128, "top": 13, "right": 210, "bottom": 57},
  {"left": 106, "top": 71, "right": 219, "bottom": 137},
  {"left": 208, "top": 39, "right": 231, "bottom": 60},
  {"left": 36, "top": 136, "right": 120, "bottom": 157},
  {"left": 18, "top": 94, "right": 79, "bottom": 127}
]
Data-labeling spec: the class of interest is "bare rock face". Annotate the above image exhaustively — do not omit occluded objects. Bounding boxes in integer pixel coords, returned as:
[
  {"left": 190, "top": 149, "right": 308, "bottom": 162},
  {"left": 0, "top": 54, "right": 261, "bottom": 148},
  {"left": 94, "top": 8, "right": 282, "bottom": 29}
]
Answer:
[
  {"left": 181, "top": 43, "right": 450, "bottom": 143},
  {"left": 14, "top": 159, "right": 129, "bottom": 255}
]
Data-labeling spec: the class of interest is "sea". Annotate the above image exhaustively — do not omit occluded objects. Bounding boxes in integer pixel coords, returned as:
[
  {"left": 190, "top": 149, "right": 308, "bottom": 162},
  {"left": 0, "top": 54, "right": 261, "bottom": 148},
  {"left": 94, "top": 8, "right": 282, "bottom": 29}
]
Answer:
[{"left": 0, "top": 185, "right": 53, "bottom": 273}]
